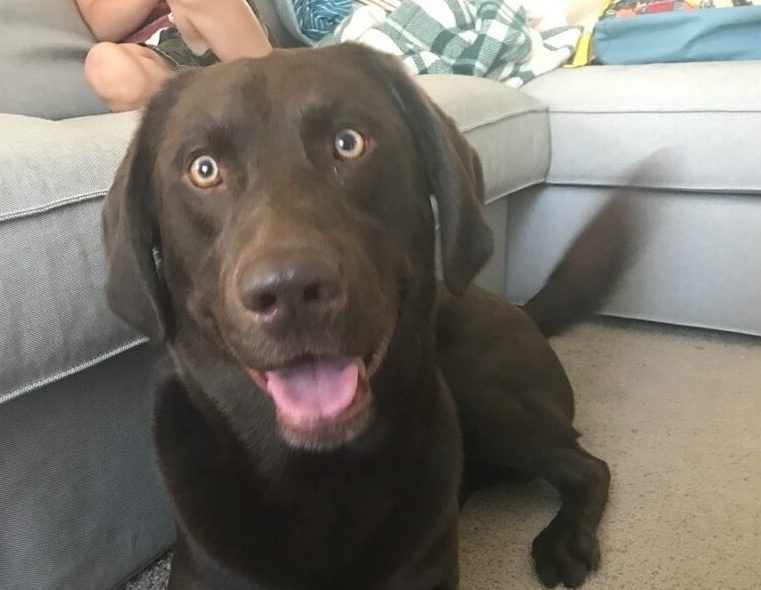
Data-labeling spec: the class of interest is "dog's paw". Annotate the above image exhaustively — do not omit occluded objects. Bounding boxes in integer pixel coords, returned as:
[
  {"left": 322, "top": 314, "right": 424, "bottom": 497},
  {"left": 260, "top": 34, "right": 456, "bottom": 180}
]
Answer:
[{"left": 531, "top": 521, "right": 600, "bottom": 588}]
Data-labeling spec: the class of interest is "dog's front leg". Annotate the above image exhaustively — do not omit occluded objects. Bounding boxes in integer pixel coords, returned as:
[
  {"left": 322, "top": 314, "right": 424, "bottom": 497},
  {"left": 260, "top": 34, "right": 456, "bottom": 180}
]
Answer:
[{"left": 530, "top": 445, "right": 610, "bottom": 588}]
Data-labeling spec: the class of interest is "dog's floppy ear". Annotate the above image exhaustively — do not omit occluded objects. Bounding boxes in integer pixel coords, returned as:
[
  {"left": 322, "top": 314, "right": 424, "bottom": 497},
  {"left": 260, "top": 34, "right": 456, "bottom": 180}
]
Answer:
[
  {"left": 102, "top": 87, "right": 178, "bottom": 341},
  {"left": 352, "top": 46, "right": 494, "bottom": 294}
]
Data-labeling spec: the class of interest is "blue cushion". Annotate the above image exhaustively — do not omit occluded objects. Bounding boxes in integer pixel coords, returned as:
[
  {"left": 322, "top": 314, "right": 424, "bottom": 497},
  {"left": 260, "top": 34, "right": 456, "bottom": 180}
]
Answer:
[{"left": 593, "top": 5, "right": 761, "bottom": 65}]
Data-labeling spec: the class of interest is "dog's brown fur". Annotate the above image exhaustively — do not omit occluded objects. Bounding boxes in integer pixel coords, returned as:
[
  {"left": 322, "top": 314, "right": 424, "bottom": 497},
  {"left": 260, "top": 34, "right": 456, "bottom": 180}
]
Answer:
[{"left": 103, "top": 45, "right": 616, "bottom": 589}]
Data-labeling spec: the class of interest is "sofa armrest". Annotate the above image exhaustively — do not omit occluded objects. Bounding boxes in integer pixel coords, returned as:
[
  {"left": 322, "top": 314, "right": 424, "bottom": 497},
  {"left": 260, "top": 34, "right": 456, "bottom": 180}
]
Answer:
[{"left": 0, "top": 112, "right": 144, "bottom": 403}]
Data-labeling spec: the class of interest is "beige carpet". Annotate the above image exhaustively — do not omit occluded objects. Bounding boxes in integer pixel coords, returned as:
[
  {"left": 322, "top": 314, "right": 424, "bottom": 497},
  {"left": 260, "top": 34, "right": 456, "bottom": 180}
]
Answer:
[
  {"left": 126, "top": 319, "right": 761, "bottom": 590},
  {"left": 460, "top": 319, "right": 761, "bottom": 590}
]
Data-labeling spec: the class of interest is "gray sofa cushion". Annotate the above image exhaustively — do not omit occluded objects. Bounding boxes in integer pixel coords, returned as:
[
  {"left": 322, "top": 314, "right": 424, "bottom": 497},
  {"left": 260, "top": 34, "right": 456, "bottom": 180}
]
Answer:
[
  {"left": 505, "top": 184, "right": 761, "bottom": 336},
  {"left": 522, "top": 60, "right": 761, "bottom": 193},
  {"left": 416, "top": 75, "right": 549, "bottom": 202},
  {"left": 0, "top": 345, "right": 173, "bottom": 590},
  {"left": 0, "top": 112, "right": 144, "bottom": 405},
  {"left": 1, "top": 1, "right": 108, "bottom": 119}
]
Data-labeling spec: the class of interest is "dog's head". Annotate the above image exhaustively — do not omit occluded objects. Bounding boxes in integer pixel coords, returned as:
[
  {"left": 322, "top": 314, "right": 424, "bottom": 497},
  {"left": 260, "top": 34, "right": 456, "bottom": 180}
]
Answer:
[{"left": 103, "top": 45, "right": 492, "bottom": 450}]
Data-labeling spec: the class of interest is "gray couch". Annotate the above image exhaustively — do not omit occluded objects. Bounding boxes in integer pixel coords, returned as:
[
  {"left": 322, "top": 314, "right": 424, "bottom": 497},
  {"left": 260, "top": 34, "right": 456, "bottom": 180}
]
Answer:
[{"left": 1, "top": 2, "right": 759, "bottom": 589}]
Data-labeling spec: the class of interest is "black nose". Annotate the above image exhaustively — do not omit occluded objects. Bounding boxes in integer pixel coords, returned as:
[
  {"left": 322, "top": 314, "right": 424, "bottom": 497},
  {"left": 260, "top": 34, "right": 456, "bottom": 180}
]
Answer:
[{"left": 238, "top": 251, "right": 345, "bottom": 329}]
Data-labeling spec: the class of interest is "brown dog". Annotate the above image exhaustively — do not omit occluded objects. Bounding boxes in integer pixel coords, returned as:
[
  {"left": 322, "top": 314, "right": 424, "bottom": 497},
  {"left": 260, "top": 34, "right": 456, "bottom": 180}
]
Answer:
[{"left": 103, "top": 44, "right": 617, "bottom": 589}]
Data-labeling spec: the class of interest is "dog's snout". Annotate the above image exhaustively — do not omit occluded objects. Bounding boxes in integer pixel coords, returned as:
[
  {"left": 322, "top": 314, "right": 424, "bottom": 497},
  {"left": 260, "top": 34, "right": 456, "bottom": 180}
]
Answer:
[{"left": 238, "top": 251, "right": 345, "bottom": 328}]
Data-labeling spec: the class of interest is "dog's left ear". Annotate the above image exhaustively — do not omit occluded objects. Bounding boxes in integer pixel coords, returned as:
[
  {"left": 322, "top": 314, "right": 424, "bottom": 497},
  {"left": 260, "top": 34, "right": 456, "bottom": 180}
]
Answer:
[
  {"left": 102, "top": 127, "right": 166, "bottom": 341},
  {"left": 351, "top": 45, "right": 494, "bottom": 294},
  {"left": 101, "top": 80, "right": 185, "bottom": 341}
]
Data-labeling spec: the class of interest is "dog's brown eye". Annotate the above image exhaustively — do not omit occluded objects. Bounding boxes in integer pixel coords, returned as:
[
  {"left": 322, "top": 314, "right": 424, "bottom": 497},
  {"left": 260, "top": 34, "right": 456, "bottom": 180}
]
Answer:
[
  {"left": 189, "top": 155, "right": 221, "bottom": 188},
  {"left": 334, "top": 129, "right": 366, "bottom": 160}
]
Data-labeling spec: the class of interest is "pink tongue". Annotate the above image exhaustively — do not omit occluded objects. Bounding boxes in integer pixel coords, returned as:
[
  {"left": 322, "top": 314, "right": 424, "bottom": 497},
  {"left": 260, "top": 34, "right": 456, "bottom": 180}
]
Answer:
[{"left": 265, "top": 357, "right": 361, "bottom": 423}]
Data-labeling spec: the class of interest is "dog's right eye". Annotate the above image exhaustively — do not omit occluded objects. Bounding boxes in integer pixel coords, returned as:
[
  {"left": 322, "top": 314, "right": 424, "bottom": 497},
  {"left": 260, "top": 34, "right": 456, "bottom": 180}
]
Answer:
[
  {"left": 334, "top": 129, "right": 366, "bottom": 160},
  {"left": 188, "top": 155, "right": 221, "bottom": 189}
]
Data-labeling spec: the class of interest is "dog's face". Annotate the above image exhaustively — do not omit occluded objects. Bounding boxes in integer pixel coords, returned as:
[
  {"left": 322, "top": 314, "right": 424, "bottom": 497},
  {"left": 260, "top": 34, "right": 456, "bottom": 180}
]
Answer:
[{"left": 103, "top": 45, "right": 492, "bottom": 450}]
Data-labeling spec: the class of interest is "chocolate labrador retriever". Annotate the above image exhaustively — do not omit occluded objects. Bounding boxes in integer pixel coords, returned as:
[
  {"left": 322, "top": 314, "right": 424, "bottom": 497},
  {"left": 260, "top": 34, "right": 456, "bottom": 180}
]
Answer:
[{"left": 103, "top": 44, "right": 619, "bottom": 589}]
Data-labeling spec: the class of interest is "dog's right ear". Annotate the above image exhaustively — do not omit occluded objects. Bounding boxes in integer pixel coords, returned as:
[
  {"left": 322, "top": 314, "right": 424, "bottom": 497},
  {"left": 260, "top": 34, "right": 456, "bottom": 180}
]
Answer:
[
  {"left": 344, "top": 45, "right": 494, "bottom": 295},
  {"left": 102, "top": 86, "right": 179, "bottom": 342}
]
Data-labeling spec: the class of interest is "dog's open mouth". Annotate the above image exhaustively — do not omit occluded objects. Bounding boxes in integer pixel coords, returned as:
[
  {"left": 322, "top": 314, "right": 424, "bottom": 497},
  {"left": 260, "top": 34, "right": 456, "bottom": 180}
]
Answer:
[
  {"left": 244, "top": 331, "right": 391, "bottom": 447},
  {"left": 246, "top": 355, "right": 369, "bottom": 427}
]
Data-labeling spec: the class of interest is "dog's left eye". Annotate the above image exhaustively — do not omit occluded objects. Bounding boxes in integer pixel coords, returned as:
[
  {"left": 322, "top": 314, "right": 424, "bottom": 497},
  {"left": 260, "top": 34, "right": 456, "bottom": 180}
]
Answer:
[
  {"left": 188, "top": 155, "right": 221, "bottom": 188},
  {"left": 334, "top": 129, "right": 366, "bottom": 160}
]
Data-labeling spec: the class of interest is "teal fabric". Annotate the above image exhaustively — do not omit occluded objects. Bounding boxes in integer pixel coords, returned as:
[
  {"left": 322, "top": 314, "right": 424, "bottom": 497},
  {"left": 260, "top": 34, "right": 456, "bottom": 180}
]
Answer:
[
  {"left": 291, "top": 0, "right": 352, "bottom": 41},
  {"left": 593, "top": 5, "right": 761, "bottom": 65},
  {"left": 273, "top": 0, "right": 340, "bottom": 45}
]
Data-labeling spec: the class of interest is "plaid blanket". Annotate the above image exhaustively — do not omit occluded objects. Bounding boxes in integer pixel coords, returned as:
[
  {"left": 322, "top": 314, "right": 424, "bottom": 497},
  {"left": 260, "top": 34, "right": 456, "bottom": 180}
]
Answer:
[{"left": 319, "top": 0, "right": 582, "bottom": 87}]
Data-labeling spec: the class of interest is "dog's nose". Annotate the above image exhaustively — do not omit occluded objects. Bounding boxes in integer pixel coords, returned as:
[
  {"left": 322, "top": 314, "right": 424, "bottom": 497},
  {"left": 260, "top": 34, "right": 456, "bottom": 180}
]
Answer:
[{"left": 238, "top": 251, "right": 345, "bottom": 328}]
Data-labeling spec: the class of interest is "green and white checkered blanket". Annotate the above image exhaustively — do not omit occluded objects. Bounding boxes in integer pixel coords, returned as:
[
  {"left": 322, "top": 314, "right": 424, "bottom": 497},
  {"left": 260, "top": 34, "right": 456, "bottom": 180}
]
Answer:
[{"left": 319, "top": 0, "right": 582, "bottom": 87}]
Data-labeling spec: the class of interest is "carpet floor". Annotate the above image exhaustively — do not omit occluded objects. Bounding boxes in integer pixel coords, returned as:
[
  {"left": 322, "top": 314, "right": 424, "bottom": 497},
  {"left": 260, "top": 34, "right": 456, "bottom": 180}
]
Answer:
[{"left": 124, "top": 318, "right": 761, "bottom": 590}]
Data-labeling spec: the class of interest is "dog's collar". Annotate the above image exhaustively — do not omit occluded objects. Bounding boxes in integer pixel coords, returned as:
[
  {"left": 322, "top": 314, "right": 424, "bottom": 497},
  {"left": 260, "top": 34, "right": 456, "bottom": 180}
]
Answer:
[
  {"left": 152, "top": 244, "right": 164, "bottom": 283},
  {"left": 150, "top": 236, "right": 176, "bottom": 341}
]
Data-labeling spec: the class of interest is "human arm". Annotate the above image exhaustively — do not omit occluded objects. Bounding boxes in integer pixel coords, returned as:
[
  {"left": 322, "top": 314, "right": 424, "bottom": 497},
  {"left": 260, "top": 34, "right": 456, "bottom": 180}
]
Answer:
[
  {"left": 167, "top": 0, "right": 271, "bottom": 60},
  {"left": 75, "top": 0, "right": 160, "bottom": 42}
]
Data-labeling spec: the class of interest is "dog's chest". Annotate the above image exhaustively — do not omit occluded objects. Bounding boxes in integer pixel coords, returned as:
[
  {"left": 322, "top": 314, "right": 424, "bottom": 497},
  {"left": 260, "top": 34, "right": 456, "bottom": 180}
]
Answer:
[{"left": 155, "top": 379, "right": 457, "bottom": 586}]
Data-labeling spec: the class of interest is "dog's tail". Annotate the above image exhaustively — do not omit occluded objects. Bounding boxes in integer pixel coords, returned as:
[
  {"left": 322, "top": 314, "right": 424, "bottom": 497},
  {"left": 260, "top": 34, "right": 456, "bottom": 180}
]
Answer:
[{"left": 522, "top": 193, "right": 636, "bottom": 337}]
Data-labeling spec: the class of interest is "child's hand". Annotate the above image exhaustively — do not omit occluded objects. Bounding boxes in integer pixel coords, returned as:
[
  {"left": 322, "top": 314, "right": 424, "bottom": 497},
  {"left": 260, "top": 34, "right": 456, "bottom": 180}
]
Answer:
[{"left": 76, "top": 0, "right": 161, "bottom": 42}]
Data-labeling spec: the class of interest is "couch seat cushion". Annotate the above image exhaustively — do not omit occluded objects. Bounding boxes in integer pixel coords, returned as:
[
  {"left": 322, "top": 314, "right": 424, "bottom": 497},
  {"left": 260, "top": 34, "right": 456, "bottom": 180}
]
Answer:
[
  {"left": 522, "top": 60, "right": 761, "bottom": 193},
  {"left": 0, "top": 112, "right": 143, "bottom": 405},
  {"left": 1, "top": 1, "right": 108, "bottom": 119},
  {"left": 416, "top": 75, "right": 549, "bottom": 203}
]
